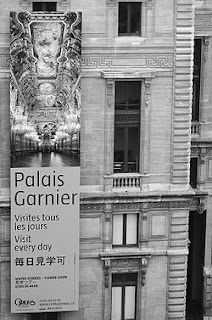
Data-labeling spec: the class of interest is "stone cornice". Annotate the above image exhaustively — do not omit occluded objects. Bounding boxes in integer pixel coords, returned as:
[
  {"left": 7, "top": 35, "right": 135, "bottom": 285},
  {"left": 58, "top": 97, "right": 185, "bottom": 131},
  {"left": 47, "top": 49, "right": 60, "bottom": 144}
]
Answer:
[{"left": 101, "top": 70, "right": 156, "bottom": 79}]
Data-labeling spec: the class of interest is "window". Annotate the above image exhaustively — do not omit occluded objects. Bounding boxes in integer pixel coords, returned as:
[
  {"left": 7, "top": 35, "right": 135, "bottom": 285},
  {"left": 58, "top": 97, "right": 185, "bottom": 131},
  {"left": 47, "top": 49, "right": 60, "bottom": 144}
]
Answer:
[
  {"left": 112, "top": 213, "right": 138, "bottom": 246},
  {"left": 190, "top": 157, "right": 198, "bottom": 189},
  {"left": 112, "top": 273, "right": 137, "bottom": 320},
  {"left": 32, "top": 2, "right": 57, "bottom": 11},
  {"left": 192, "top": 39, "right": 202, "bottom": 122},
  {"left": 118, "top": 2, "right": 141, "bottom": 36},
  {"left": 114, "top": 81, "right": 140, "bottom": 173},
  {"left": 31, "top": 313, "right": 57, "bottom": 320}
]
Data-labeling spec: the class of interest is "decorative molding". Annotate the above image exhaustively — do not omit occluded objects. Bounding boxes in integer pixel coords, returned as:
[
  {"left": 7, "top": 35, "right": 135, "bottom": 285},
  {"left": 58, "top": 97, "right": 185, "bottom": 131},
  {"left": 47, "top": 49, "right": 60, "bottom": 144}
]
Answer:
[
  {"left": 190, "top": 193, "right": 208, "bottom": 212},
  {"left": 169, "top": 201, "right": 190, "bottom": 208},
  {"left": 144, "top": 0, "right": 155, "bottom": 8},
  {"left": 207, "top": 148, "right": 212, "bottom": 155},
  {"left": 80, "top": 203, "right": 104, "bottom": 212},
  {"left": 196, "top": 195, "right": 208, "bottom": 214},
  {"left": 0, "top": 55, "right": 10, "bottom": 69},
  {"left": 20, "top": 0, "right": 31, "bottom": 9},
  {"left": 0, "top": 54, "right": 174, "bottom": 71},
  {"left": 80, "top": 200, "right": 191, "bottom": 212},
  {"left": 82, "top": 57, "right": 113, "bottom": 69},
  {"left": 140, "top": 257, "right": 148, "bottom": 286},
  {"left": 59, "top": 0, "right": 70, "bottom": 11},
  {"left": 148, "top": 202, "right": 169, "bottom": 209},
  {"left": 142, "top": 212, "right": 148, "bottom": 221},
  {"left": 204, "top": 37, "right": 210, "bottom": 62},
  {"left": 106, "top": 79, "right": 114, "bottom": 107},
  {"left": 106, "top": 0, "right": 118, "bottom": 6},
  {"left": 100, "top": 253, "right": 150, "bottom": 288},
  {"left": 203, "top": 266, "right": 212, "bottom": 278},
  {"left": 112, "top": 203, "right": 141, "bottom": 211},
  {"left": 104, "top": 258, "right": 111, "bottom": 288},
  {"left": 101, "top": 70, "right": 156, "bottom": 79},
  {"left": 191, "top": 146, "right": 212, "bottom": 156},
  {"left": 115, "top": 113, "right": 140, "bottom": 123},
  {"left": 195, "top": 15, "right": 212, "bottom": 31},
  {"left": 82, "top": 56, "right": 173, "bottom": 70},
  {"left": 144, "top": 77, "right": 152, "bottom": 108},
  {"left": 191, "top": 146, "right": 201, "bottom": 155}
]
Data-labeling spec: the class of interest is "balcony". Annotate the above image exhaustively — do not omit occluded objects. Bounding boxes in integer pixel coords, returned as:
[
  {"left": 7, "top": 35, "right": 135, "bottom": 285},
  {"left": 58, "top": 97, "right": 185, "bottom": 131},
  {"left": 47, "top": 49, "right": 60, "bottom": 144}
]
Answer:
[
  {"left": 104, "top": 173, "right": 145, "bottom": 192},
  {"left": 191, "top": 121, "right": 200, "bottom": 136}
]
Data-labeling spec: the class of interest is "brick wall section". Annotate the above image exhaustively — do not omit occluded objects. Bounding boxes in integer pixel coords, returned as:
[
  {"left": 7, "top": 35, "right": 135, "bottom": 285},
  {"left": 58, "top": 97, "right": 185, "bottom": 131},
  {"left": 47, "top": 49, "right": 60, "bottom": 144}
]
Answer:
[{"left": 172, "top": 0, "right": 195, "bottom": 188}]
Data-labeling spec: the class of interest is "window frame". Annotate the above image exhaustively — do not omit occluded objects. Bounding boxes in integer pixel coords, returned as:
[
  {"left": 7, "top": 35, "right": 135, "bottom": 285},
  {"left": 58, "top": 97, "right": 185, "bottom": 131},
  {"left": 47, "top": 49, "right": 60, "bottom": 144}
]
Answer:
[
  {"left": 118, "top": 2, "right": 142, "bottom": 37},
  {"left": 112, "top": 213, "right": 139, "bottom": 247},
  {"left": 111, "top": 272, "right": 138, "bottom": 320},
  {"left": 192, "top": 38, "right": 202, "bottom": 122},
  {"left": 114, "top": 80, "right": 141, "bottom": 174},
  {"left": 32, "top": 2, "right": 57, "bottom": 11},
  {"left": 190, "top": 157, "right": 198, "bottom": 189}
]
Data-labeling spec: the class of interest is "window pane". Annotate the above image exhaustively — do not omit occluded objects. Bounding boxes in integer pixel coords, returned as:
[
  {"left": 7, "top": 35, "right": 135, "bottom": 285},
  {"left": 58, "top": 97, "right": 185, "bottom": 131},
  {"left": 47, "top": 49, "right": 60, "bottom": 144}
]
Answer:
[
  {"left": 126, "top": 214, "right": 137, "bottom": 245},
  {"left": 127, "top": 82, "right": 141, "bottom": 107},
  {"left": 118, "top": 3, "right": 128, "bottom": 34},
  {"left": 130, "top": 3, "right": 141, "bottom": 35},
  {"left": 113, "top": 214, "right": 123, "bottom": 245},
  {"left": 115, "top": 82, "right": 141, "bottom": 109},
  {"left": 190, "top": 158, "right": 198, "bottom": 188},
  {"left": 125, "top": 273, "right": 137, "bottom": 283},
  {"left": 192, "top": 77, "right": 200, "bottom": 121},
  {"left": 32, "top": 2, "right": 57, "bottom": 11},
  {"left": 114, "top": 127, "right": 125, "bottom": 173},
  {"left": 192, "top": 39, "right": 201, "bottom": 122},
  {"left": 113, "top": 273, "right": 124, "bottom": 284},
  {"left": 128, "top": 127, "right": 139, "bottom": 172},
  {"left": 112, "top": 287, "right": 122, "bottom": 320},
  {"left": 115, "top": 82, "right": 128, "bottom": 108},
  {"left": 124, "top": 286, "right": 136, "bottom": 319}
]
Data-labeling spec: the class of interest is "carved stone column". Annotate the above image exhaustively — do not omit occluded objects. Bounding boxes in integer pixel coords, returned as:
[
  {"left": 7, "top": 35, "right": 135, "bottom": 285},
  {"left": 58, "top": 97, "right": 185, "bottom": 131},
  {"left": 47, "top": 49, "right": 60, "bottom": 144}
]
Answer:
[
  {"left": 140, "top": 210, "right": 148, "bottom": 248},
  {"left": 104, "top": 203, "right": 113, "bottom": 251},
  {"left": 142, "top": 78, "right": 152, "bottom": 178},
  {"left": 140, "top": 257, "right": 148, "bottom": 286},
  {"left": 198, "top": 147, "right": 207, "bottom": 188},
  {"left": 106, "top": 79, "right": 114, "bottom": 108},
  {"left": 106, "top": 0, "right": 118, "bottom": 39},
  {"left": 201, "top": 37, "right": 210, "bottom": 138}
]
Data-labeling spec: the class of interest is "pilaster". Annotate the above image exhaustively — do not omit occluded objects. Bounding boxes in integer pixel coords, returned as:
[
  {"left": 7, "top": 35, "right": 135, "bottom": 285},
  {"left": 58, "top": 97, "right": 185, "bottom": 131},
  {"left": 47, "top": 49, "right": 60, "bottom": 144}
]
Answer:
[{"left": 172, "top": 0, "right": 195, "bottom": 189}]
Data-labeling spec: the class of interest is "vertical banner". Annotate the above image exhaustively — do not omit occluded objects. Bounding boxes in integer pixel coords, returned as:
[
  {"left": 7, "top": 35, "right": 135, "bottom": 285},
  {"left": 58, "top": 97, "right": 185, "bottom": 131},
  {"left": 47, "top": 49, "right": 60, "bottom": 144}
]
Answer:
[{"left": 10, "top": 11, "right": 81, "bottom": 313}]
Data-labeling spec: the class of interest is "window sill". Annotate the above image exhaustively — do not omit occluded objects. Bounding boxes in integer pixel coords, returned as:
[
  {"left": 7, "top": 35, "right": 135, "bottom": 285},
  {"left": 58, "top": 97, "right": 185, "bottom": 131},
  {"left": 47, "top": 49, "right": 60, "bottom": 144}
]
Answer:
[
  {"left": 114, "top": 36, "right": 146, "bottom": 47},
  {"left": 100, "top": 249, "right": 151, "bottom": 260},
  {"left": 104, "top": 172, "right": 150, "bottom": 192}
]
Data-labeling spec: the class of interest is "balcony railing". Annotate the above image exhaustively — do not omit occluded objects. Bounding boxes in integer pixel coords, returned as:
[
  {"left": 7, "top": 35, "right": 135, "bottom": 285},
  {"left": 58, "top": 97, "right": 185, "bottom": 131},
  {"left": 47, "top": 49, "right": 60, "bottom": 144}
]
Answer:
[
  {"left": 104, "top": 173, "right": 145, "bottom": 192},
  {"left": 191, "top": 121, "right": 200, "bottom": 136}
]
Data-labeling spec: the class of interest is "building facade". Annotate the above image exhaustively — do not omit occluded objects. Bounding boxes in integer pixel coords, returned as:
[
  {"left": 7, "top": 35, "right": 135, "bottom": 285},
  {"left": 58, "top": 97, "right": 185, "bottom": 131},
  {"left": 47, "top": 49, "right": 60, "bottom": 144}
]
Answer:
[{"left": 0, "top": 0, "right": 212, "bottom": 319}]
